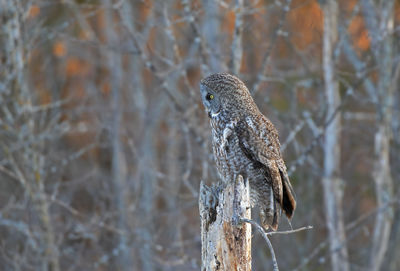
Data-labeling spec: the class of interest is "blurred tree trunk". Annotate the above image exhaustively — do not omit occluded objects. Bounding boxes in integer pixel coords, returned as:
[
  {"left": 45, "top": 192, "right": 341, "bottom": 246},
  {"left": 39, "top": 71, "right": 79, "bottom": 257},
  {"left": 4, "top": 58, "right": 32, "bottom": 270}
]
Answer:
[
  {"left": 370, "top": 119, "right": 393, "bottom": 271},
  {"left": 203, "top": 0, "right": 222, "bottom": 72},
  {"left": 382, "top": 62, "right": 400, "bottom": 271},
  {"left": 102, "top": 1, "right": 132, "bottom": 269},
  {"left": 321, "top": 2, "right": 349, "bottom": 271},
  {"left": 383, "top": 208, "right": 400, "bottom": 271},
  {"left": 199, "top": 176, "right": 251, "bottom": 271},
  {"left": 368, "top": 1, "right": 395, "bottom": 270},
  {"left": 230, "top": 0, "right": 244, "bottom": 75}
]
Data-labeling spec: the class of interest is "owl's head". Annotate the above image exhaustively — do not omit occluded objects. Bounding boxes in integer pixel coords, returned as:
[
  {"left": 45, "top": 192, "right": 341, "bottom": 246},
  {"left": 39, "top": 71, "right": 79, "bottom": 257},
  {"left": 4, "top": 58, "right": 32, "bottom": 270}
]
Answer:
[{"left": 200, "top": 73, "right": 255, "bottom": 118}]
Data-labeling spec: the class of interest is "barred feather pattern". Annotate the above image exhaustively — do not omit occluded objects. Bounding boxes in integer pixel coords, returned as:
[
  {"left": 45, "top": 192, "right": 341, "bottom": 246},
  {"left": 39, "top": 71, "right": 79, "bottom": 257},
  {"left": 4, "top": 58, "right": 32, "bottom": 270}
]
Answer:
[{"left": 201, "top": 73, "right": 296, "bottom": 231}]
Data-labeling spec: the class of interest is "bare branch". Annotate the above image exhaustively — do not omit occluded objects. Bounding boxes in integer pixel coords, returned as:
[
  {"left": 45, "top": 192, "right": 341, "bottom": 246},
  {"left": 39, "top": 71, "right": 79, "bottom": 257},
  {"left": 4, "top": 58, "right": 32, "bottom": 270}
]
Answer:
[{"left": 240, "top": 218, "right": 278, "bottom": 271}]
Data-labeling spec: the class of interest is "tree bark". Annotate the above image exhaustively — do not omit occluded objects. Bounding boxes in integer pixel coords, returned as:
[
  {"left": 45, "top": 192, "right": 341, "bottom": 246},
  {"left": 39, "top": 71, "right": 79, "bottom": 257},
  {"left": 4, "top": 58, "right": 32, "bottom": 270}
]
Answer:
[
  {"left": 369, "top": 2, "right": 395, "bottom": 269},
  {"left": 199, "top": 176, "right": 251, "bottom": 271},
  {"left": 321, "top": 2, "right": 349, "bottom": 271}
]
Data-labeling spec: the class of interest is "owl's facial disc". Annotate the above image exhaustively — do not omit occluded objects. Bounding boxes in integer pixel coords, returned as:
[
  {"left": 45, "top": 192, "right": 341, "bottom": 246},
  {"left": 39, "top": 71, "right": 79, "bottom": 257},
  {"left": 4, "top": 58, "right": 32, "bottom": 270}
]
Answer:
[{"left": 200, "top": 84, "right": 221, "bottom": 118}]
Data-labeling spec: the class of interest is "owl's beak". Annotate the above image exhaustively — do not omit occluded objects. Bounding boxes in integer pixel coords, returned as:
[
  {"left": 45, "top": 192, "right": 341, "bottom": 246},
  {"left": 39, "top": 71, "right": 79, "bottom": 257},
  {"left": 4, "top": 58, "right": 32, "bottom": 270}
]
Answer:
[{"left": 207, "top": 108, "right": 221, "bottom": 119}]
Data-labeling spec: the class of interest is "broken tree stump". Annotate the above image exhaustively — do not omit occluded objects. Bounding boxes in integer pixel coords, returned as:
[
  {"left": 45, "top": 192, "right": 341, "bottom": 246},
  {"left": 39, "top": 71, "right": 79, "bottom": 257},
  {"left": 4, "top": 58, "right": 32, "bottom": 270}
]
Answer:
[{"left": 199, "top": 175, "right": 251, "bottom": 271}]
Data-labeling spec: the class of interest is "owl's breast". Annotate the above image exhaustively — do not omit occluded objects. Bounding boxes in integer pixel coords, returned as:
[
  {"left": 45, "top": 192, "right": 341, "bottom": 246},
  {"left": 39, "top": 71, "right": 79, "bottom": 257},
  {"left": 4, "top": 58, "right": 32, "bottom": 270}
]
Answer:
[{"left": 211, "top": 119, "right": 252, "bottom": 182}]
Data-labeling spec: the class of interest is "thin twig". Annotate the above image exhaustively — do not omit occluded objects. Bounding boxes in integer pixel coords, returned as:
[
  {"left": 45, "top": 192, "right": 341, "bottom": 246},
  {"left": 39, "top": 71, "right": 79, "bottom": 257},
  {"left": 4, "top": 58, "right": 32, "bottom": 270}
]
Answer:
[
  {"left": 294, "top": 199, "right": 400, "bottom": 271},
  {"left": 267, "top": 225, "right": 313, "bottom": 236},
  {"left": 241, "top": 218, "right": 313, "bottom": 271}
]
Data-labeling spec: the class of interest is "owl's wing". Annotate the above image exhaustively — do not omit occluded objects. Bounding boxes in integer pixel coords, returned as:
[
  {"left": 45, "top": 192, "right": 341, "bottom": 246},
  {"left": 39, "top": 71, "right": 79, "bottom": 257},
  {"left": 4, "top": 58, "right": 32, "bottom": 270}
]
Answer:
[{"left": 236, "top": 116, "right": 296, "bottom": 219}]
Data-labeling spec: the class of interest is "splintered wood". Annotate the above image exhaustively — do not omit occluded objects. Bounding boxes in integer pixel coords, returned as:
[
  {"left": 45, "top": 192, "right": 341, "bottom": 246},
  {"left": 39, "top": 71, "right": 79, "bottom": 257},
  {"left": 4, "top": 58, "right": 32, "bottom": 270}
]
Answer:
[{"left": 199, "top": 176, "right": 251, "bottom": 271}]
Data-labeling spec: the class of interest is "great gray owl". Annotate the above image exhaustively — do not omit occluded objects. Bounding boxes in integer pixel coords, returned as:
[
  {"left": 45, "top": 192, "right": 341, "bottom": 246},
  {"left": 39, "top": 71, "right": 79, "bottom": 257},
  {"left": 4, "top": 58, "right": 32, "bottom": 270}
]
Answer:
[{"left": 200, "top": 73, "right": 296, "bottom": 231}]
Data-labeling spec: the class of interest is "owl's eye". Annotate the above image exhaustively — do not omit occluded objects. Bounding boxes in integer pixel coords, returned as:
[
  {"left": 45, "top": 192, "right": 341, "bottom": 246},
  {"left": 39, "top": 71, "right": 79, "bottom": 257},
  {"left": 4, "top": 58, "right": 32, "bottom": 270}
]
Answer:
[{"left": 206, "top": 93, "right": 214, "bottom": 101}]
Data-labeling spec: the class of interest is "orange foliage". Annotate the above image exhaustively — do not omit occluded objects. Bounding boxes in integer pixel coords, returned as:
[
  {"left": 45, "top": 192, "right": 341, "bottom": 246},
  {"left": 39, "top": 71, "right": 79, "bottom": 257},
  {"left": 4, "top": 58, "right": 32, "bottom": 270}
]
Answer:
[
  {"left": 146, "top": 26, "right": 157, "bottom": 55},
  {"left": 38, "top": 89, "right": 52, "bottom": 105},
  {"left": 28, "top": 5, "right": 40, "bottom": 19},
  {"left": 79, "top": 30, "right": 91, "bottom": 41},
  {"left": 348, "top": 16, "right": 370, "bottom": 51},
  {"left": 96, "top": 9, "right": 106, "bottom": 42},
  {"left": 340, "top": 0, "right": 358, "bottom": 13},
  {"left": 137, "top": 0, "right": 153, "bottom": 23},
  {"left": 65, "top": 81, "right": 86, "bottom": 100},
  {"left": 395, "top": 0, "right": 400, "bottom": 24},
  {"left": 101, "top": 81, "right": 111, "bottom": 95},
  {"left": 53, "top": 41, "right": 67, "bottom": 57},
  {"left": 288, "top": 0, "right": 323, "bottom": 50},
  {"left": 65, "top": 58, "right": 90, "bottom": 77},
  {"left": 355, "top": 29, "right": 370, "bottom": 51},
  {"left": 221, "top": 9, "right": 235, "bottom": 36}
]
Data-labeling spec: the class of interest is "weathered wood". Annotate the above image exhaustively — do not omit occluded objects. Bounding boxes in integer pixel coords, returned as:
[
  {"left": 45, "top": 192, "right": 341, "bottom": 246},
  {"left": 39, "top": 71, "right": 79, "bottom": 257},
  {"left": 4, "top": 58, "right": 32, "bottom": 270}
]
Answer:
[{"left": 199, "top": 176, "right": 251, "bottom": 271}]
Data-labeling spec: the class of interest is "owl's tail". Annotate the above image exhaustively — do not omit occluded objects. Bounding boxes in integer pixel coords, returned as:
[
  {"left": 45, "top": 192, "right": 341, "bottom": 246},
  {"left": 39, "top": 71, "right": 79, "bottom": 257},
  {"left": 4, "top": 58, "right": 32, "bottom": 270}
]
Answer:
[
  {"left": 258, "top": 161, "right": 296, "bottom": 231},
  {"left": 279, "top": 164, "right": 296, "bottom": 219}
]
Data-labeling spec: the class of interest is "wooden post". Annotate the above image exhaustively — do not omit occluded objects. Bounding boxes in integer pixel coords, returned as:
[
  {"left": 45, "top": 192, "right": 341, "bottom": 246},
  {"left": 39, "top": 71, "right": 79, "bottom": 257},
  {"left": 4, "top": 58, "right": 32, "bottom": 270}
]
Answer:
[{"left": 199, "top": 175, "right": 251, "bottom": 271}]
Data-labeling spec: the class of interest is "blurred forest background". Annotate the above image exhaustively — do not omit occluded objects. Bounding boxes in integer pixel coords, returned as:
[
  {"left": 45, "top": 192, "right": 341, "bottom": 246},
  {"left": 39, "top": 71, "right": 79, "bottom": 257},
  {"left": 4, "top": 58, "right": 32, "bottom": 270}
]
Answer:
[{"left": 1, "top": 0, "right": 400, "bottom": 270}]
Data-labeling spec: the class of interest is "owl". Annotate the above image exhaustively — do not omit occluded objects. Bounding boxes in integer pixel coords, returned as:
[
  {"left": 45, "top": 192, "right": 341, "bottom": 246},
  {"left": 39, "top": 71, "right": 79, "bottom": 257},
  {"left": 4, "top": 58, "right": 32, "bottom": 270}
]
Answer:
[{"left": 200, "top": 73, "right": 296, "bottom": 230}]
